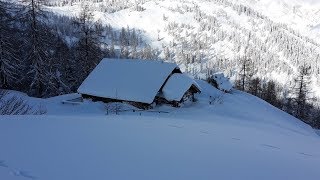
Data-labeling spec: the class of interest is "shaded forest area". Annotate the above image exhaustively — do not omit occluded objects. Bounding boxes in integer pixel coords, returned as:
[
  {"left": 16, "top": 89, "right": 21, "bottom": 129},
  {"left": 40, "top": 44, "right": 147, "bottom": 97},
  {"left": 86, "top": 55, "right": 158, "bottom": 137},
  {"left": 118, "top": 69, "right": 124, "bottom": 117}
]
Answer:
[{"left": 0, "top": 0, "right": 158, "bottom": 97}]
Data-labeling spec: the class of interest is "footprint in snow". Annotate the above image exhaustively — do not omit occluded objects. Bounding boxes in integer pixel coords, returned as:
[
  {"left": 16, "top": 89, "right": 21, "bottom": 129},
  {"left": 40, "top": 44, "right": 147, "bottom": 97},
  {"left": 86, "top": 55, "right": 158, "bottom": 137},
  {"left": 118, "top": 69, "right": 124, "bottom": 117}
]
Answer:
[
  {"left": 231, "top": 138, "right": 241, "bottom": 141},
  {"left": 260, "top": 144, "right": 281, "bottom": 150},
  {"left": 298, "top": 152, "right": 313, "bottom": 157},
  {"left": 168, "top": 124, "right": 184, "bottom": 129},
  {"left": 0, "top": 160, "right": 8, "bottom": 168},
  {"left": 12, "top": 170, "right": 37, "bottom": 179},
  {"left": 200, "top": 130, "right": 210, "bottom": 134}
]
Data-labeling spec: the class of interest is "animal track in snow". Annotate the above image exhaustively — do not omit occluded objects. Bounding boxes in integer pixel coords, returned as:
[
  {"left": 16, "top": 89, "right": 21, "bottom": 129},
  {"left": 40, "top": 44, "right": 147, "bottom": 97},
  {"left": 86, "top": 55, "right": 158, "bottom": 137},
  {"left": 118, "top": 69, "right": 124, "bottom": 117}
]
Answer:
[
  {"left": 298, "top": 152, "right": 313, "bottom": 157},
  {"left": 12, "top": 170, "right": 37, "bottom": 179},
  {"left": 200, "top": 130, "right": 210, "bottom": 134},
  {"left": 0, "top": 160, "right": 37, "bottom": 179},
  {"left": 168, "top": 124, "right": 184, "bottom": 129},
  {"left": 231, "top": 137, "right": 241, "bottom": 141},
  {"left": 260, "top": 144, "right": 281, "bottom": 150}
]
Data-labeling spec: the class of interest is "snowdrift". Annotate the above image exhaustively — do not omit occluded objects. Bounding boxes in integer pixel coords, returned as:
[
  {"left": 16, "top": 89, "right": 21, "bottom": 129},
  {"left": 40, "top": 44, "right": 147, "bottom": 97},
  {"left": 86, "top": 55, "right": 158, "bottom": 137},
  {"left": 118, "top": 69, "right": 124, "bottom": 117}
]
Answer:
[{"left": 0, "top": 80, "right": 319, "bottom": 180}]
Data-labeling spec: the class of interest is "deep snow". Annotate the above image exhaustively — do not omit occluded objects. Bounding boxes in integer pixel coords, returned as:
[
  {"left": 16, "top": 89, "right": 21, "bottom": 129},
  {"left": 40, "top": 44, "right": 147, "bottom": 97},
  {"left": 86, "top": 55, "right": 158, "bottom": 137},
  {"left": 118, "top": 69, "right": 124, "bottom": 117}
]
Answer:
[{"left": 0, "top": 80, "right": 320, "bottom": 180}]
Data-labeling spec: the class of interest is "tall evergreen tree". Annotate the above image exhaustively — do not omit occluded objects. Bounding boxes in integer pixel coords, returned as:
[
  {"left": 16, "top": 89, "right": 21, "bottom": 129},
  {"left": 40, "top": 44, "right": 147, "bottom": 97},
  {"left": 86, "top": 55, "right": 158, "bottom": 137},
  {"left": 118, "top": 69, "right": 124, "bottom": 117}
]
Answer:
[
  {"left": 20, "top": 0, "right": 52, "bottom": 97},
  {"left": 248, "top": 77, "right": 261, "bottom": 97},
  {"left": 56, "top": 38, "right": 74, "bottom": 90},
  {"left": 261, "top": 80, "right": 281, "bottom": 108},
  {"left": 0, "top": 1, "right": 20, "bottom": 89},
  {"left": 293, "top": 64, "right": 312, "bottom": 121},
  {"left": 238, "top": 57, "right": 254, "bottom": 91},
  {"left": 74, "top": 2, "right": 104, "bottom": 83}
]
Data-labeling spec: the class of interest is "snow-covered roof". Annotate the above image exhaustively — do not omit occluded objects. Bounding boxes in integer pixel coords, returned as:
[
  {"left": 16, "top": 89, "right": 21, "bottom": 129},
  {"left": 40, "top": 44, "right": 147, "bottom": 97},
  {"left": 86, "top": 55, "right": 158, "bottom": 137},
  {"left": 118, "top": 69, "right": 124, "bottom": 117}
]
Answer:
[
  {"left": 78, "top": 58, "right": 180, "bottom": 104},
  {"left": 162, "top": 73, "right": 201, "bottom": 101}
]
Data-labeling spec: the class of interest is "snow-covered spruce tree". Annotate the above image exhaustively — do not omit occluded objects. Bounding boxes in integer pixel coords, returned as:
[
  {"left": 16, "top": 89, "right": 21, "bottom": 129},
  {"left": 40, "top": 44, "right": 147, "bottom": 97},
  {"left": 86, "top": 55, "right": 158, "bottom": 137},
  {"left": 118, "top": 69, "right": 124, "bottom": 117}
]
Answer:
[
  {"left": 120, "top": 45, "right": 129, "bottom": 59},
  {"left": 238, "top": 56, "right": 254, "bottom": 91},
  {"left": 109, "top": 41, "right": 116, "bottom": 58},
  {"left": 129, "top": 28, "right": 139, "bottom": 59},
  {"left": 130, "top": 28, "right": 139, "bottom": 48},
  {"left": 292, "top": 64, "right": 313, "bottom": 122},
  {"left": 20, "top": 0, "right": 53, "bottom": 97},
  {"left": 140, "top": 44, "right": 157, "bottom": 60},
  {"left": 119, "top": 27, "right": 129, "bottom": 59},
  {"left": 43, "top": 31, "right": 74, "bottom": 96},
  {"left": 52, "top": 34, "right": 75, "bottom": 92},
  {"left": 0, "top": 1, "right": 20, "bottom": 89},
  {"left": 74, "top": 1, "right": 105, "bottom": 84}
]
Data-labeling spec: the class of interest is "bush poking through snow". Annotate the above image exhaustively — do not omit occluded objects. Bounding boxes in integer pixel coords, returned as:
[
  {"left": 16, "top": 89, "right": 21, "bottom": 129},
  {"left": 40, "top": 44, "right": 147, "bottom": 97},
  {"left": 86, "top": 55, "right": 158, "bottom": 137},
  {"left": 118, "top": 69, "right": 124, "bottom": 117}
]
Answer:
[
  {"left": 0, "top": 90, "right": 46, "bottom": 115},
  {"left": 209, "top": 95, "right": 223, "bottom": 105},
  {"left": 105, "top": 102, "right": 122, "bottom": 115},
  {"left": 207, "top": 73, "right": 232, "bottom": 93}
]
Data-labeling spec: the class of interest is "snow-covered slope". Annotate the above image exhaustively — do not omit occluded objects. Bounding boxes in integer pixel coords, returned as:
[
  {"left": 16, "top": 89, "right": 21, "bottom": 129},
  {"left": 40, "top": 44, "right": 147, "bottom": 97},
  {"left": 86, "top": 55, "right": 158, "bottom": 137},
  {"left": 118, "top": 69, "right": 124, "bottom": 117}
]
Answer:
[
  {"left": 233, "top": 0, "right": 320, "bottom": 42},
  {"left": 0, "top": 81, "right": 319, "bottom": 180},
  {"left": 42, "top": 0, "right": 320, "bottom": 98}
]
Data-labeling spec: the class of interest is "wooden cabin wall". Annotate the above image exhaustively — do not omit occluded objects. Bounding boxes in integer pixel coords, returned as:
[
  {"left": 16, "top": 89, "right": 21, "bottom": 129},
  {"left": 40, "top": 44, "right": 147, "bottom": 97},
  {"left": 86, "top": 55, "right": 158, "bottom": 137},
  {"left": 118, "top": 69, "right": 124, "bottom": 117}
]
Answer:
[{"left": 81, "top": 94, "right": 151, "bottom": 109}]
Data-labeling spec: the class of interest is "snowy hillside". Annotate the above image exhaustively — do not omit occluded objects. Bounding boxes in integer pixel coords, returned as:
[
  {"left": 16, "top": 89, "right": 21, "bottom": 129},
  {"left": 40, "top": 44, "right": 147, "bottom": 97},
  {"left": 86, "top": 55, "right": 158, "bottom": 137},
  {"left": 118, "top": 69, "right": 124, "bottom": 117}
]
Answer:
[
  {"left": 0, "top": 80, "right": 320, "bottom": 180},
  {"left": 1, "top": 1, "right": 320, "bottom": 179},
  {"left": 234, "top": 0, "right": 320, "bottom": 40},
  {"left": 42, "top": 0, "right": 320, "bottom": 98}
]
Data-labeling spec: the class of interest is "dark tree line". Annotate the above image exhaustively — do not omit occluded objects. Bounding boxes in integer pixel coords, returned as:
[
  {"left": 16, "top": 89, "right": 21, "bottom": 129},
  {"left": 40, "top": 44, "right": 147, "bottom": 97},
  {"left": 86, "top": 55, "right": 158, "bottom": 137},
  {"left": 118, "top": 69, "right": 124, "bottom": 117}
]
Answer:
[
  {"left": 0, "top": 0, "right": 157, "bottom": 97},
  {"left": 234, "top": 63, "right": 320, "bottom": 128},
  {"left": 0, "top": 1, "right": 20, "bottom": 90},
  {"left": 0, "top": 0, "right": 104, "bottom": 97}
]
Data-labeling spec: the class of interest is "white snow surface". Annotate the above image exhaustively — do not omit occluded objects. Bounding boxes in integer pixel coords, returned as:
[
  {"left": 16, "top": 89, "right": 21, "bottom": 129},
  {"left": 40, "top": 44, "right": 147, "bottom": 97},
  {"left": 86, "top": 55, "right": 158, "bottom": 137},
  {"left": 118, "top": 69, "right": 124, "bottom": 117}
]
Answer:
[
  {"left": 162, "top": 73, "right": 200, "bottom": 101},
  {"left": 78, "top": 58, "right": 179, "bottom": 104},
  {"left": 1, "top": 80, "right": 320, "bottom": 180}
]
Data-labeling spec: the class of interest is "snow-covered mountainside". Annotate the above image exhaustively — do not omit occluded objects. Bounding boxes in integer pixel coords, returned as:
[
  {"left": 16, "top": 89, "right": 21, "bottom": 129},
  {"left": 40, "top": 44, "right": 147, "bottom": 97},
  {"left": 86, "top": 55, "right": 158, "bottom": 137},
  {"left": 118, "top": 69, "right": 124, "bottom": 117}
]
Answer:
[
  {"left": 2, "top": 1, "right": 320, "bottom": 179},
  {"left": 41, "top": 0, "right": 320, "bottom": 97},
  {"left": 234, "top": 0, "right": 320, "bottom": 40},
  {"left": 0, "top": 80, "right": 319, "bottom": 180}
]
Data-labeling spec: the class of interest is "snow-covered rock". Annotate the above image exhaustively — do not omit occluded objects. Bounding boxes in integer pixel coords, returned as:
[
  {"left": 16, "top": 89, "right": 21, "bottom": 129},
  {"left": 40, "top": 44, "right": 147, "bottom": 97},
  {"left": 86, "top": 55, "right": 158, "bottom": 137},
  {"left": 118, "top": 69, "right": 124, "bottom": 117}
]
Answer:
[{"left": 208, "top": 73, "right": 233, "bottom": 93}]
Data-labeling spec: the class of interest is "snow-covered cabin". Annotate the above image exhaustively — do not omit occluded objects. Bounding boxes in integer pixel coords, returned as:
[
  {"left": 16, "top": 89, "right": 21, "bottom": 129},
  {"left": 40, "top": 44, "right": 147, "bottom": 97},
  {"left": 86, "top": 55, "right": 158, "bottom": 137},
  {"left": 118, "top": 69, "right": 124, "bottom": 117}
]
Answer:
[
  {"left": 78, "top": 58, "right": 201, "bottom": 108},
  {"left": 157, "top": 73, "right": 201, "bottom": 107}
]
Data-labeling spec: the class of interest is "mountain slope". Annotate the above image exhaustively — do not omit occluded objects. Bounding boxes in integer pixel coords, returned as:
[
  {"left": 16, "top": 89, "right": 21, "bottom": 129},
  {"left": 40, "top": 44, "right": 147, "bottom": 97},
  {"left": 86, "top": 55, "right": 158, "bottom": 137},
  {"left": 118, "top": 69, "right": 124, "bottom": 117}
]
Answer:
[
  {"left": 234, "top": 0, "right": 320, "bottom": 40},
  {"left": 44, "top": 0, "right": 320, "bottom": 97},
  {"left": 0, "top": 80, "right": 319, "bottom": 180}
]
